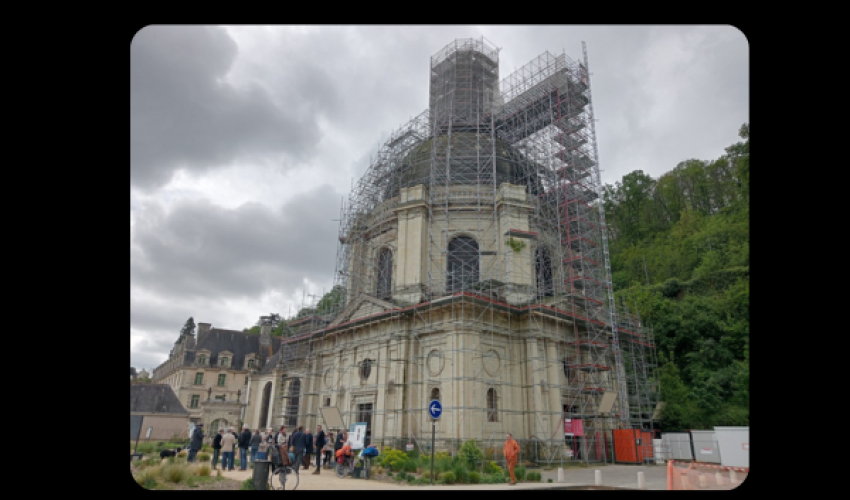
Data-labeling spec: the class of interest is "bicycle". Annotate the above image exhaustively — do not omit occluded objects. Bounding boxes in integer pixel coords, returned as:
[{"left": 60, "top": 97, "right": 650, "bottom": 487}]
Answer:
[
  {"left": 268, "top": 445, "right": 300, "bottom": 490},
  {"left": 335, "top": 454, "right": 356, "bottom": 478}
]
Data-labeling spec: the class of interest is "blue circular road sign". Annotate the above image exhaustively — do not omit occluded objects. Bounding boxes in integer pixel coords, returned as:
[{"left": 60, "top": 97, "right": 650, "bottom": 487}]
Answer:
[{"left": 429, "top": 400, "right": 443, "bottom": 419}]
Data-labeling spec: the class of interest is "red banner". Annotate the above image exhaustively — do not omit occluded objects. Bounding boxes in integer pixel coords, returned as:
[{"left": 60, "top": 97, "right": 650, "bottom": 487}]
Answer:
[{"left": 564, "top": 418, "right": 584, "bottom": 436}]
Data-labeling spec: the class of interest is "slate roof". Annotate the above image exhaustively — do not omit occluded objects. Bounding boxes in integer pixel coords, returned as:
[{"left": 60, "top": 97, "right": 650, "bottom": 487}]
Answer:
[
  {"left": 187, "top": 328, "right": 280, "bottom": 370},
  {"left": 130, "top": 384, "right": 189, "bottom": 414}
]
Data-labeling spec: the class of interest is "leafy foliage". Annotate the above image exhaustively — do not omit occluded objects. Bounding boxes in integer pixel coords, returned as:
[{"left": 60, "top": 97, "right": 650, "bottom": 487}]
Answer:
[
  {"left": 603, "top": 124, "right": 749, "bottom": 431},
  {"left": 459, "top": 439, "right": 484, "bottom": 469}
]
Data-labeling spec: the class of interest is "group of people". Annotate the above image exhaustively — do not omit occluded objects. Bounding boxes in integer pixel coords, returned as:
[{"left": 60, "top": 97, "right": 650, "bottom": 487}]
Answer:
[
  {"left": 187, "top": 422, "right": 351, "bottom": 474},
  {"left": 189, "top": 423, "right": 523, "bottom": 485}
]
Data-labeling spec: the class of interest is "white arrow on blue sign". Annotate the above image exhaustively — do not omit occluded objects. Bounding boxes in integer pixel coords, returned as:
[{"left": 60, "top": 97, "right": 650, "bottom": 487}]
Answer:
[{"left": 429, "top": 400, "right": 442, "bottom": 419}]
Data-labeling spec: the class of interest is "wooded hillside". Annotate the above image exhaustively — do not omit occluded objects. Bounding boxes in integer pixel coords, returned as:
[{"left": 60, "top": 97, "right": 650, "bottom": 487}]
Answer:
[{"left": 604, "top": 124, "right": 749, "bottom": 431}]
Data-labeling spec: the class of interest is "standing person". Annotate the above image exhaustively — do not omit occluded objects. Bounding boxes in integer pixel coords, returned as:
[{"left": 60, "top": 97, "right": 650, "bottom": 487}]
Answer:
[
  {"left": 290, "top": 426, "right": 306, "bottom": 474},
  {"left": 257, "top": 432, "right": 269, "bottom": 460},
  {"left": 275, "top": 425, "right": 288, "bottom": 450},
  {"left": 312, "top": 425, "right": 326, "bottom": 474},
  {"left": 303, "top": 428, "right": 314, "bottom": 470},
  {"left": 334, "top": 429, "right": 347, "bottom": 453},
  {"left": 188, "top": 423, "right": 204, "bottom": 462},
  {"left": 221, "top": 427, "right": 237, "bottom": 471},
  {"left": 503, "top": 432, "right": 520, "bottom": 485},
  {"left": 250, "top": 429, "right": 262, "bottom": 464},
  {"left": 211, "top": 429, "right": 223, "bottom": 469},
  {"left": 238, "top": 427, "right": 252, "bottom": 470}
]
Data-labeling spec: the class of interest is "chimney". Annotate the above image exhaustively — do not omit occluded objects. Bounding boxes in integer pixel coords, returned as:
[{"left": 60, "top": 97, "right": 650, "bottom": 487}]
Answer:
[
  {"left": 198, "top": 323, "right": 212, "bottom": 342},
  {"left": 260, "top": 324, "right": 272, "bottom": 357}
]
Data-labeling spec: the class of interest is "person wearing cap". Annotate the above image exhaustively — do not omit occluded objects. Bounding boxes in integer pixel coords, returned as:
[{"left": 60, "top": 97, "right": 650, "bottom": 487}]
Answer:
[
  {"left": 238, "top": 426, "right": 252, "bottom": 470},
  {"left": 188, "top": 423, "right": 205, "bottom": 462}
]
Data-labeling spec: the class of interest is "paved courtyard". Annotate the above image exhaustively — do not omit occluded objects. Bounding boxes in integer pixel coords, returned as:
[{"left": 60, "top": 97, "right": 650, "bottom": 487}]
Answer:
[{"left": 215, "top": 461, "right": 670, "bottom": 490}]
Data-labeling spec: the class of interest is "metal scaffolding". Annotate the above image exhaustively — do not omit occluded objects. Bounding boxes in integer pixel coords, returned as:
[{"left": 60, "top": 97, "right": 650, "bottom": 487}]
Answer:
[{"left": 288, "top": 38, "right": 657, "bottom": 465}]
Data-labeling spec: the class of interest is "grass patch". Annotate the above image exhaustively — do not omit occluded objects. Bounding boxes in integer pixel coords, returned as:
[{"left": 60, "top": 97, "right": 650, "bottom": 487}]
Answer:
[
  {"left": 240, "top": 478, "right": 254, "bottom": 490},
  {"left": 161, "top": 463, "right": 190, "bottom": 483},
  {"left": 196, "top": 452, "right": 210, "bottom": 462}
]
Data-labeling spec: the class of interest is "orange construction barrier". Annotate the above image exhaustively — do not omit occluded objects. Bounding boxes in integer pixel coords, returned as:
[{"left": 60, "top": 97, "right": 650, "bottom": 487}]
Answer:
[{"left": 666, "top": 460, "right": 748, "bottom": 490}]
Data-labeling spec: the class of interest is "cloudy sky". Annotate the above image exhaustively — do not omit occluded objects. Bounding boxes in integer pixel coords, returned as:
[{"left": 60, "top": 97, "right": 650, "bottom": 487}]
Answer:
[{"left": 130, "top": 25, "right": 748, "bottom": 371}]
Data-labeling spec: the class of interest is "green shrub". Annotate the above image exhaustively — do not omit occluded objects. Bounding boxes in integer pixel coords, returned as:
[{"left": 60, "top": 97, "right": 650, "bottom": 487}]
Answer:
[
  {"left": 452, "top": 463, "right": 469, "bottom": 483},
  {"left": 406, "top": 475, "right": 416, "bottom": 484},
  {"left": 482, "top": 472, "right": 507, "bottom": 484},
  {"left": 403, "top": 460, "right": 418, "bottom": 473},
  {"left": 440, "top": 471, "right": 456, "bottom": 484},
  {"left": 547, "top": 478, "right": 553, "bottom": 483},
  {"left": 196, "top": 464, "right": 211, "bottom": 477},
  {"left": 380, "top": 449, "right": 409, "bottom": 470},
  {"left": 416, "top": 477, "right": 431, "bottom": 485},
  {"left": 395, "top": 471, "right": 407, "bottom": 481},
  {"left": 459, "top": 439, "right": 484, "bottom": 470},
  {"left": 482, "top": 461, "right": 503, "bottom": 475},
  {"left": 196, "top": 452, "right": 210, "bottom": 462},
  {"left": 514, "top": 466, "right": 527, "bottom": 481},
  {"left": 240, "top": 478, "right": 254, "bottom": 490},
  {"left": 468, "top": 471, "right": 481, "bottom": 484},
  {"left": 526, "top": 471, "right": 541, "bottom": 482},
  {"left": 177, "top": 450, "right": 188, "bottom": 458}
]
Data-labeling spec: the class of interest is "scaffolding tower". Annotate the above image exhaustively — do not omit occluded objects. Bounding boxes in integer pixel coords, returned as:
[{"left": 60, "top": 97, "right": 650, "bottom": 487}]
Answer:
[{"left": 291, "top": 38, "right": 657, "bottom": 465}]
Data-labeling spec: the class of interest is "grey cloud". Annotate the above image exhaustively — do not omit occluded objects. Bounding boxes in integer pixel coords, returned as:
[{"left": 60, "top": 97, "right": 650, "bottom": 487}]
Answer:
[
  {"left": 131, "top": 26, "right": 323, "bottom": 189},
  {"left": 131, "top": 184, "right": 342, "bottom": 302}
]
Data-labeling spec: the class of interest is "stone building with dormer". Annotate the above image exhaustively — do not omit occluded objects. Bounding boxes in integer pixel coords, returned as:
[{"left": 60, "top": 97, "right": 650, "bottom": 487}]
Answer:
[{"left": 152, "top": 322, "right": 281, "bottom": 434}]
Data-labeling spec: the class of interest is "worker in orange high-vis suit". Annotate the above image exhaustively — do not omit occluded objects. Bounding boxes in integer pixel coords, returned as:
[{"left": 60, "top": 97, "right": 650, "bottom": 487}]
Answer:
[{"left": 503, "top": 432, "right": 520, "bottom": 485}]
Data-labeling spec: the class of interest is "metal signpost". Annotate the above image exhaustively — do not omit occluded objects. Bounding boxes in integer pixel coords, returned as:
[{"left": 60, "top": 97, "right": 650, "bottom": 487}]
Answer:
[
  {"left": 428, "top": 400, "right": 442, "bottom": 485},
  {"left": 131, "top": 415, "right": 144, "bottom": 454}
]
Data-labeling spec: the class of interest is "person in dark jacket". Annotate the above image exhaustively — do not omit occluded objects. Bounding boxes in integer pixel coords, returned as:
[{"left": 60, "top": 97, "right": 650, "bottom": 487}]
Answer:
[
  {"left": 312, "top": 425, "right": 326, "bottom": 474},
  {"left": 290, "top": 426, "right": 306, "bottom": 474},
  {"left": 334, "top": 430, "right": 348, "bottom": 455},
  {"left": 250, "top": 429, "right": 262, "bottom": 464},
  {"left": 303, "top": 428, "right": 314, "bottom": 470},
  {"left": 211, "top": 429, "right": 224, "bottom": 469},
  {"left": 238, "top": 427, "right": 252, "bottom": 470},
  {"left": 188, "top": 423, "right": 204, "bottom": 462}
]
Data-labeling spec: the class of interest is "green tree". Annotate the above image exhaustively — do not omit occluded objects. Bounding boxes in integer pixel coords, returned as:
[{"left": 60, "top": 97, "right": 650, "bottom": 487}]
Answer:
[{"left": 181, "top": 317, "right": 196, "bottom": 336}]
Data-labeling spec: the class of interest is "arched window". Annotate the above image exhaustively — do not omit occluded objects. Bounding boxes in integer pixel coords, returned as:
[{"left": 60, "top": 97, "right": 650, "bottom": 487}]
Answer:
[
  {"left": 487, "top": 388, "right": 498, "bottom": 422},
  {"left": 535, "top": 246, "right": 553, "bottom": 298},
  {"left": 447, "top": 236, "right": 479, "bottom": 292},
  {"left": 259, "top": 382, "right": 272, "bottom": 429},
  {"left": 286, "top": 379, "right": 301, "bottom": 427},
  {"left": 376, "top": 248, "right": 393, "bottom": 301}
]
